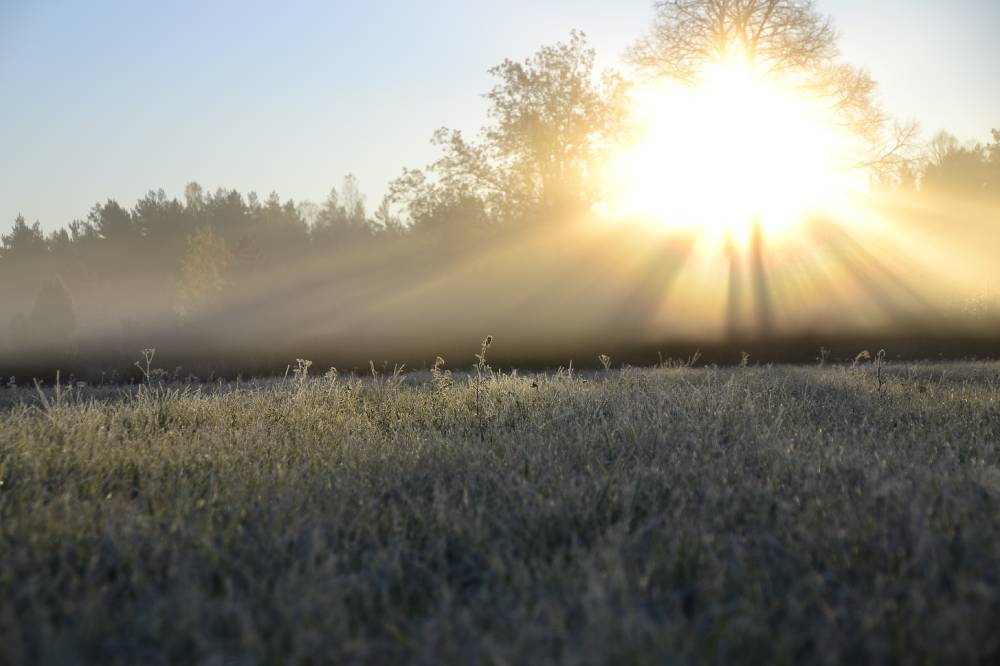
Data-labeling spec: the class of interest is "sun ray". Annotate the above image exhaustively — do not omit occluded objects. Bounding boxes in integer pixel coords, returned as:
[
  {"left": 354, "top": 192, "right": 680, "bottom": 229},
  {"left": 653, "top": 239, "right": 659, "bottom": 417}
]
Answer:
[{"left": 608, "top": 60, "right": 869, "bottom": 251}]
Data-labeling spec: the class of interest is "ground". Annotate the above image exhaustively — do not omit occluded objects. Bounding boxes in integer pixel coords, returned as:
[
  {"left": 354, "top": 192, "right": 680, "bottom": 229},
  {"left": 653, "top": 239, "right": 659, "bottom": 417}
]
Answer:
[{"left": 2, "top": 360, "right": 1000, "bottom": 664}]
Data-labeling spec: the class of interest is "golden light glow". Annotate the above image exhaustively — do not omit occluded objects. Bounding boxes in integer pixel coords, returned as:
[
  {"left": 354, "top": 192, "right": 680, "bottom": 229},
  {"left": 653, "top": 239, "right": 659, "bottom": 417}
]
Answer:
[{"left": 608, "top": 61, "right": 868, "bottom": 248}]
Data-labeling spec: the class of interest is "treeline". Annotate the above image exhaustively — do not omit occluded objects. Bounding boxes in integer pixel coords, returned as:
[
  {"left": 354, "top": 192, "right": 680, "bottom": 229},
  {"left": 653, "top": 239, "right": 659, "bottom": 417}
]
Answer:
[
  {"left": 897, "top": 129, "right": 1000, "bottom": 195},
  {"left": 2, "top": 177, "right": 398, "bottom": 324}
]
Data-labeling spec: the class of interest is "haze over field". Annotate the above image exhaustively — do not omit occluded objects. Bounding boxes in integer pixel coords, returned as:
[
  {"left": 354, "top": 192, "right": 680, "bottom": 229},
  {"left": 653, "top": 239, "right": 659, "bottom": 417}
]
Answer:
[{"left": 1, "top": 0, "right": 998, "bottom": 373}]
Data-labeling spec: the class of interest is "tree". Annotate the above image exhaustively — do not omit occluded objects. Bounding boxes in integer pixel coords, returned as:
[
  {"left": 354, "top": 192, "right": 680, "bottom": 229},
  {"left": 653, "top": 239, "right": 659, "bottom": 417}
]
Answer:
[
  {"left": 483, "top": 31, "right": 630, "bottom": 218},
  {"left": 134, "top": 189, "right": 186, "bottom": 241},
  {"left": 247, "top": 191, "right": 310, "bottom": 262},
  {"left": 630, "top": 0, "right": 836, "bottom": 82},
  {"left": 1, "top": 214, "right": 48, "bottom": 264},
  {"left": 392, "top": 32, "right": 630, "bottom": 228},
  {"left": 389, "top": 163, "right": 491, "bottom": 234},
  {"left": 28, "top": 277, "right": 77, "bottom": 342},
  {"left": 175, "top": 226, "right": 234, "bottom": 318},
  {"left": 204, "top": 188, "right": 251, "bottom": 244},
  {"left": 296, "top": 201, "right": 321, "bottom": 227},
  {"left": 7, "top": 277, "right": 77, "bottom": 350},
  {"left": 628, "top": 0, "right": 913, "bottom": 172},
  {"left": 922, "top": 129, "right": 1000, "bottom": 197},
  {"left": 185, "top": 182, "right": 205, "bottom": 211},
  {"left": 88, "top": 199, "right": 137, "bottom": 242},
  {"left": 312, "top": 175, "right": 374, "bottom": 247},
  {"left": 987, "top": 129, "right": 1000, "bottom": 188},
  {"left": 0, "top": 216, "right": 52, "bottom": 317},
  {"left": 372, "top": 195, "right": 405, "bottom": 236},
  {"left": 339, "top": 174, "right": 366, "bottom": 223},
  {"left": 131, "top": 189, "right": 190, "bottom": 273}
]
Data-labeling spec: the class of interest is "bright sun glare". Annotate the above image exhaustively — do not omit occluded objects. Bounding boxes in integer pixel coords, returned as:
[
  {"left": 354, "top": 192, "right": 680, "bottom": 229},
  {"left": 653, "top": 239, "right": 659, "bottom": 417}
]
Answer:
[{"left": 610, "top": 62, "right": 867, "bottom": 248}]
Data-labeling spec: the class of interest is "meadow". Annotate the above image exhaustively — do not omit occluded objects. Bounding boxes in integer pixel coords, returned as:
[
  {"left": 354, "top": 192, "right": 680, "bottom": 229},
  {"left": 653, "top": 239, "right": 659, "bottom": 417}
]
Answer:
[{"left": 2, "top": 353, "right": 1000, "bottom": 664}]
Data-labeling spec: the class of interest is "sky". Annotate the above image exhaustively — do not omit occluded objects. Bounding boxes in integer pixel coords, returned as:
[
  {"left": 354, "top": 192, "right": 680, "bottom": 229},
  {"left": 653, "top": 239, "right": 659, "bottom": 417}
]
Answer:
[{"left": 1, "top": 0, "right": 998, "bottom": 232}]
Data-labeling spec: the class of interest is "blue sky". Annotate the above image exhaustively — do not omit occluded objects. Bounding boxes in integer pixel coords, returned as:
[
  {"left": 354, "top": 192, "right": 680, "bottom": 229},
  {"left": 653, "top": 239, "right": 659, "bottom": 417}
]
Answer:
[{"left": 2, "top": 0, "right": 998, "bottom": 231}]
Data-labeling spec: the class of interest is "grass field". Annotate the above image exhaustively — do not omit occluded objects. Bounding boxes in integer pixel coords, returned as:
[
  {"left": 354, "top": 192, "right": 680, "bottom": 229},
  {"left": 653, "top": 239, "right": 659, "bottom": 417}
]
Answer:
[{"left": 3, "top": 357, "right": 1000, "bottom": 664}]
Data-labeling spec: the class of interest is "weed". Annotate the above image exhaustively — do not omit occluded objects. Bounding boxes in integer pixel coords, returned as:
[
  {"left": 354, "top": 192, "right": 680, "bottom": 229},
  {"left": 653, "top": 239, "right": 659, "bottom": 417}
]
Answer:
[
  {"left": 292, "top": 358, "right": 313, "bottom": 382},
  {"left": 818, "top": 347, "right": 831, "bottom": 367},
  {"left": 431, "top": 356, "right": 453, "bottom": 393},
  {"left": 134, "top": 348, "right": 157, "bottom": 384},
  {"left": 876, "top": 348, "right": 887, "bottom": 396},
  {"left": 474, "top": 335, "right": 493, "bottom": 435}
]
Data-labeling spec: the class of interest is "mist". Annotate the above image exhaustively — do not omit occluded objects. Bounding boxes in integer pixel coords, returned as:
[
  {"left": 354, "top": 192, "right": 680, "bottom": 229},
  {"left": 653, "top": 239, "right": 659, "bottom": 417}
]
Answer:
[
  {"left": 2, "top": 31, "right": 998, "bottom": 380},
  {"left": 2, "top": 179, "right": 998, "bottom": 381}
]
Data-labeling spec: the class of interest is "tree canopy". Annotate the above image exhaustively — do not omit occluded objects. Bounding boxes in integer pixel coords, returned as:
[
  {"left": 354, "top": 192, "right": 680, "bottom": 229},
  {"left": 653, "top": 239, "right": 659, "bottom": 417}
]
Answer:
[
  {"left": 629, "top": 0, "right": 838, "bottom": 83},
  {"left": 628, "top": 0, "right": 913, "bottom": 172},
  {"left": 922, "top": 129, "right": 1000, "bottom": 197},
  {"left": 391, "top": 32, "right": 630, "bottom": 228}
]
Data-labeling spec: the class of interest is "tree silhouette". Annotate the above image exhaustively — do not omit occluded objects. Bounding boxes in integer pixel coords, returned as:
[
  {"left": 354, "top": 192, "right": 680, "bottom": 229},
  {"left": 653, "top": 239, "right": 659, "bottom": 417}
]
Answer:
[
  {"left": 484, "top": 31, "right": 630, "bottom": 218},
  {"left": 390, "top": 164, "right": 490, "bottom": 235},
  {"left": 629, "top": 0, "right": 837, "bottom": 83},
  {"left": 923, "top": 129, "right": 1000, "bottom": 197},
  {"left": 313, "top": 175, "right": 374, "bottom": 248},
  {"left": 29, "top": 277, "right": 77, "bottom": 341},
  {"left": 89, "top": 199, "right": 137, "bottom": 242},
  {"left": 629, "top": 0, "right": 914, "bottom": 172},
  {"left": 175, "top": 226, "right": 234, "bottom": 318},
  {"left": 2, "top": 215, "right": 48, "bottom": 264},
  {"left": 8, "top": 277, "right": 78, "bottom": 352},
  {"left": 392, "top": 32, "right": 629, "bottom": 227},
  {"left": 372, "top": 195, "right": 405, "bottom": 236}
]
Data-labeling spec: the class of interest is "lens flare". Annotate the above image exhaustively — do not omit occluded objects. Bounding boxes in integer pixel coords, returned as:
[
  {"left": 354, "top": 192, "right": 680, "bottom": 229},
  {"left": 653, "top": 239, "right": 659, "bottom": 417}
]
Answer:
[{"left": 608, "top": 61, "right": 868, "bottom": 249}]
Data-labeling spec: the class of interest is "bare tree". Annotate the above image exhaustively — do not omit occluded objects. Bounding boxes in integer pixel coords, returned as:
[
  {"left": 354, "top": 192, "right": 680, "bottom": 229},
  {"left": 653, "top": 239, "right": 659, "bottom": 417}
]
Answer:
[
  {"left": 629, "top": 0, "right": 916, "bottom": 175},
  {"left": 928, "top": 131, "right": 961, "bottom": 167},
  {"left": 629, "top": 0, "right": 837, "bottom": 83}
]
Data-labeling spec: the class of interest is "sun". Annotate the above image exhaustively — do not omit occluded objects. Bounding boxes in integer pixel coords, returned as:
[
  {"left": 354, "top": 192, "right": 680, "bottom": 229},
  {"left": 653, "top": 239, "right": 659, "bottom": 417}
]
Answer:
[{"left": 608, "top": 61, "right": 867, "bottom": 248}]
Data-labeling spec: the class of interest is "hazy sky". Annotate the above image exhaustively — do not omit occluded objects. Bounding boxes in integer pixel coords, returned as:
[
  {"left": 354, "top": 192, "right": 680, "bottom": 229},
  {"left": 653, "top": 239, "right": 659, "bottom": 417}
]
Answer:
[{"left": 2, "top": 0, "right": 998, "bottom": 232}]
